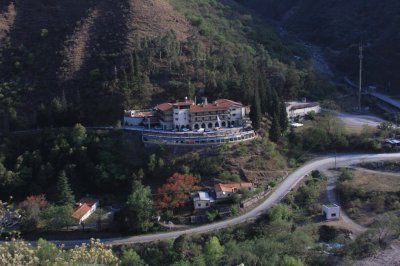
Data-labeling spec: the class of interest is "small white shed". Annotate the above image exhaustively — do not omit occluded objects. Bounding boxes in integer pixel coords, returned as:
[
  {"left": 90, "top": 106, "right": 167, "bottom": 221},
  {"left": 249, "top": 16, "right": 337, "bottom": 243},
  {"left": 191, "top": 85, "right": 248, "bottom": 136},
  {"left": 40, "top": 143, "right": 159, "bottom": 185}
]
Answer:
[{"left": 322, "top": 204, "right": 341, "bottom": 220}]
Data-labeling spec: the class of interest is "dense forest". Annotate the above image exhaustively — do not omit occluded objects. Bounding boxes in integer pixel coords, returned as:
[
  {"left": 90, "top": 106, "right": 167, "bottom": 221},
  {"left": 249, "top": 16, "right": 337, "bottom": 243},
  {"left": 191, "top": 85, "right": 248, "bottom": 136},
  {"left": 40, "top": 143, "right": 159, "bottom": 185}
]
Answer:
[
  {"left": 241, "top": 0, "right": 400, "bottom": 94},
  {"left": 0, "top": 0, "right": 334, "bottom": 131}
]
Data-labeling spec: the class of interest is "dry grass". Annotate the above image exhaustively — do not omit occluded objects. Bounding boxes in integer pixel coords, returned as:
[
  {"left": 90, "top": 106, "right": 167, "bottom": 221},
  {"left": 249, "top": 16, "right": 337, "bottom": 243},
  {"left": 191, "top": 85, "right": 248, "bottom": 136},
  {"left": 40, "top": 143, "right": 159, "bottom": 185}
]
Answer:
[
  {"left": 127, "top": 0, "right": 190, "bottom": 41},
  {"left": 0, "top": 2, "right": 15, "bottom": 46},
  {"left": 343, "top": 169, "right": 400, "bottom": 193}
]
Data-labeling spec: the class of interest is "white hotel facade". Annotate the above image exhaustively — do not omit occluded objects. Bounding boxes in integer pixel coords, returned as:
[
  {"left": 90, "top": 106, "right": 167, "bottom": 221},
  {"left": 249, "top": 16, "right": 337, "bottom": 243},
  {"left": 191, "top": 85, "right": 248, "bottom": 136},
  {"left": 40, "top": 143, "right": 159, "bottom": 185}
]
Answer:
[{"left": 155, "top": 98, "right": 248, "bottom": 131}]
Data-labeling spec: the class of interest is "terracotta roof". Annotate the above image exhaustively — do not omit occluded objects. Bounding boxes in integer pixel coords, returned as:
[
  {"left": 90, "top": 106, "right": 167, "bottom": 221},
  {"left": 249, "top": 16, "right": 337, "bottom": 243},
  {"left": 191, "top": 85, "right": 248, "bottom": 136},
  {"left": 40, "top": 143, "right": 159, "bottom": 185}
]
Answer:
[
  {"left": 156, "top": 103, "right": 173, "bottom": 112},
  {"left": 214, "top": 99, "right": 243, "bottom": 107},
  {"left": 189, "top": 99, "right": 243, "bottom": 113},
  {"left": 214, "top": 182, "right": 253, "bottom": 193},
  {"left": 72, "top": 198, "right": 98, "bottom": 221},
  {"left": 72, "top": 203, "right": 92, "bottom": 220}
]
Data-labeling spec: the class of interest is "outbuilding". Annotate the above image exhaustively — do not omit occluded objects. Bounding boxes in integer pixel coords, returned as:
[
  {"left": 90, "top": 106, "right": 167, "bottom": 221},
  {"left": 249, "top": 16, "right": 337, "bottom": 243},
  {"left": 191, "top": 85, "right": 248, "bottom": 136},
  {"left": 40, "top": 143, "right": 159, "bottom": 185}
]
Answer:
[
  {"left": 192, "top": 191, "right": 214, "bottom": 210},
  {"left": 322, "top": 204, "right": 341, "bottom": 220}
]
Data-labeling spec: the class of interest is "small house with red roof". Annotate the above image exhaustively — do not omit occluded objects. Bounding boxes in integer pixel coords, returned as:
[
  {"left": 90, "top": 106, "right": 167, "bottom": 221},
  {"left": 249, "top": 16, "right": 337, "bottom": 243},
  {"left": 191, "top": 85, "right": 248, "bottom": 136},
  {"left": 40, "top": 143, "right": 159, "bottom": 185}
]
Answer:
[
  {"left": 214, "top": 182, "right": 254, "bottom": 199},
  {"left": 72, "top": 198, "right": 99, "bottom": 224}
]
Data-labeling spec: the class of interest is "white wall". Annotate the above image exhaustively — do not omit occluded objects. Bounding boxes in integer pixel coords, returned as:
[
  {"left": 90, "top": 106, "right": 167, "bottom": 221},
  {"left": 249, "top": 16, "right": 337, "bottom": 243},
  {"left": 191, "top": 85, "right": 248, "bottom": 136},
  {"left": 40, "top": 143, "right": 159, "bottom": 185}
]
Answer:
[
  {"left": 323, "top": 206, "right": 340, "bottom": 220},
  {"left": 229, "top": 107, "right": 245, "bottom": 125},
  {"left": 173, "top": 109, "right": 190, "bottom": 129},
  {"left": 288, "top": 105, "right": 321, "bottom": 119}
]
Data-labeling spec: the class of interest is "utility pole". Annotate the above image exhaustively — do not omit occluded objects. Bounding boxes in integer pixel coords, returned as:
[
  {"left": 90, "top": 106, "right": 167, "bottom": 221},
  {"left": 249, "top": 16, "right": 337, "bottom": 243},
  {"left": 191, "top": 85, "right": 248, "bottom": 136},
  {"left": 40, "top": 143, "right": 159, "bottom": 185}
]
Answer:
[{"left": 358, "top": 43, "right": 363, "bottom": 112}]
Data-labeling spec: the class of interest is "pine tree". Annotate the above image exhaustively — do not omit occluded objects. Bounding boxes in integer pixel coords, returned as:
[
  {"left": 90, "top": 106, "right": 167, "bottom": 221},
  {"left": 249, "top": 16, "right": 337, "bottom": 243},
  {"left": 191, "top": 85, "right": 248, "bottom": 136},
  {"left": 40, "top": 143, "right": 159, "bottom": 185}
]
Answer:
[
  {"left": 269, "top": 113, "right": 281, "bottom": 142},
  {"left": 250, "top": 88, "right": 262, "bottom": 130},
  {"left": 268, "top": 88, "right": 280, "bottom": 117},
  {"left": 56, "top": 170, "right": 75, "bottom": 206},
  {"left": 279, "top": 101, "right": 289, "bottom": 132}
]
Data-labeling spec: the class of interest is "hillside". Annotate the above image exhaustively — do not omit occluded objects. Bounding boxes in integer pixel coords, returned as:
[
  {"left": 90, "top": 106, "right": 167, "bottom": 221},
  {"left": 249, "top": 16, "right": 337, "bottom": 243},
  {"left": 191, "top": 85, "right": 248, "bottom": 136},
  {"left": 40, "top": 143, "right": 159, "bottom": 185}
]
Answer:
[
  {"left": 0, "top": 0, "right": 329, "bottom": 130},
  {"left": 242, "top": 0, "right": 400, "bottom": 94}
]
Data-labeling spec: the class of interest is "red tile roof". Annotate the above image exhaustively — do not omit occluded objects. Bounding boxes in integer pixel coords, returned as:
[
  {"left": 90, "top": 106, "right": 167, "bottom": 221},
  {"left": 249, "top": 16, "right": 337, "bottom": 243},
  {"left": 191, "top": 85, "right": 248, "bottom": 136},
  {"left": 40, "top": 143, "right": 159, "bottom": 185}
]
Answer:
[
  {"left": 73, "top": 203, "right": 92, "bottom": 220},
  {"left": 156, "top": 103, "right": 173, "bottom": 112},
  {"left": 72, "top": 198, "right": 98, "bottom": 221},
  {"left": 214, "top": 182, "right": 253, "bottom": 193},
  {"left": 189, "top": 99, "right": 243, "bottom": 113}
]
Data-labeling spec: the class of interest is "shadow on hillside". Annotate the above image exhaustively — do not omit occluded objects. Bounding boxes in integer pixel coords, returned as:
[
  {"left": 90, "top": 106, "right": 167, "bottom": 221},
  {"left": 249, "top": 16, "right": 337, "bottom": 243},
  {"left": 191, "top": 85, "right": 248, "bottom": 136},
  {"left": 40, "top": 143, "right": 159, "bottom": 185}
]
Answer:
[
  {"left": 74, "top": 0, "right": 132, "bottom": 124},
  {"left": 0, "top": 0, "right": 12, "bottom": 13},
  {"left": 0, "top": 0, "right": 96, "bottom": 101}
]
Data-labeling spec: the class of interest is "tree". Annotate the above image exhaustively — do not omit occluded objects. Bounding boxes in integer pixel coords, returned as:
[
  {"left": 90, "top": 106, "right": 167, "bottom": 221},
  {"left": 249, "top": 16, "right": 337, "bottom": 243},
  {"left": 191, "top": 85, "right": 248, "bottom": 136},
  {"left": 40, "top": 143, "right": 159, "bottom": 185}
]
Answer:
[
  {"left": 56, "top": 170, "right": 75, "bottom": 206},
  {"left": 267, "top": 204, "right": 293, "bottom": 224},
  {"left": 39, "top": 205, "right": 74, "bottom": 229},
  {"left": 121, "top": 248, "right": 147, "bottom": 266},
  {"left": 71, "top": 123, "right": 87, "bottom": 146},
  {"left": 124, "top": 181, "right": 154, "bottom": 232},
  {"left": 156, "top": 173, "right": 198, "bottom": 209},
  {"left": 19, "top": 195, "right": 48, "bottom": 231},
  {"left": 269, "top": 113, "right": 281, "bottom": 142},
  {"left": 204, "top": 236, "right": 224, "bottom": 266},
  {"left": 250, "top": 88, "right": 262, "bottom": 130},
  {"left": 68, "top": 239, "right": 119, "bottom": 265},
  {"left": 279, "top": 101, "right": 288, "bottom": 132}
]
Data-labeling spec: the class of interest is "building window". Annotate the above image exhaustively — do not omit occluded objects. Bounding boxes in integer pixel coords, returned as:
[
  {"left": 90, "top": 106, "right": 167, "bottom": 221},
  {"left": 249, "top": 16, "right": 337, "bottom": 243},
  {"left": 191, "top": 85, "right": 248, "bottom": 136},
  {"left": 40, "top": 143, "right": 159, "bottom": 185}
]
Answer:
[
  {"left": 175, "top": 118, "right": 178, "bottom": 121},
  {"left": 198, "top": 204, "right": 201, "bottom": 207},
  {"left": 206, "top": 203, "right": 209, "bottom": 206},
  {"left": 208, "top": 123, "right": 212, "bottom": 128}
]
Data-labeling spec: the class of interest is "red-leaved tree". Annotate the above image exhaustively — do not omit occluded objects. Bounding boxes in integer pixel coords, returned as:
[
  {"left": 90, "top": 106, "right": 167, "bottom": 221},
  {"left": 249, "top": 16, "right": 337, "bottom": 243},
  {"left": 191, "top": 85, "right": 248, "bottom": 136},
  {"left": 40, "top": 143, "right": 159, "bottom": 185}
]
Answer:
[{"left": 156, "top": 173, "right": 198, "bottom": 209}]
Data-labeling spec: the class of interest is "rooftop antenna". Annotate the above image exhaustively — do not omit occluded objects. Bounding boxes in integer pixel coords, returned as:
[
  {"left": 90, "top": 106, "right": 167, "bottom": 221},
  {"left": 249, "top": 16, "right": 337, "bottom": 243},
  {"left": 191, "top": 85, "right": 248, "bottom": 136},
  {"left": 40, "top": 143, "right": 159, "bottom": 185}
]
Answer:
[{"left": 358, "top": 42, "right": 363, "bottom": 112}]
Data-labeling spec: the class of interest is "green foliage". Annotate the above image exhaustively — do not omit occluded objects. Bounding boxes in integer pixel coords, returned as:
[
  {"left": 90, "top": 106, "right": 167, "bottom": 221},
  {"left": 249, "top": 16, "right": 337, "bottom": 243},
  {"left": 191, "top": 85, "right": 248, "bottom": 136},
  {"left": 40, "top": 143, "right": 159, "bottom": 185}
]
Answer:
[
  {"left": 269, "top": 113, "right": 281, "bottom": 142},
  {"left": 204, "top": 236, "right": 224, "bottom": 266},
  {"left": 250, "top": 88, "right": 262, "bottom": 130},
  {"left": 206, "top": 210, "right": 220, "bottom": 222},
  {"left": 39, "top": 205, "right": 74, "bottom": 230},
  {"left": 338, "top": 168, "right": 354, "bottom": 182},
  {"left": 121, "top": 248, "right": 148, "bottom": 266},
  {"left": 56, "top": 170, "right": 75, "bottom": 206},
  {"left": 217, "top": 171, "right": 241, "bottom": 183},
  {"left": 122, "top": 181, "right": 154, "bottom": 233},
  {"left": 268, "top": 204, "right": 293, "bottom": 224}
]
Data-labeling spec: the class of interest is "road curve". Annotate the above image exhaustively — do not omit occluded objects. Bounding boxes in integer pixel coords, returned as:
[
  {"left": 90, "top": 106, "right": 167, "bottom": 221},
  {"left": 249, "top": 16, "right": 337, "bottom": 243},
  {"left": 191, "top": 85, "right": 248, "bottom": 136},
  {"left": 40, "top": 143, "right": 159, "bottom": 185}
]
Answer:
[{"left": 47, "top": 153, "right": 400, "bottom": 247}]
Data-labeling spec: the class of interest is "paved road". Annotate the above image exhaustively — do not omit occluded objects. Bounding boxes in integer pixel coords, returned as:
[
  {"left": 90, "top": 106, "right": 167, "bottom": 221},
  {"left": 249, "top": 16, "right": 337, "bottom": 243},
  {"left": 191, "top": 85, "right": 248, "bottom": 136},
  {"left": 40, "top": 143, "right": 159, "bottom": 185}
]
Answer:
[
  {"left": 337, "top": 112, "right": 385, "bottom": 128},
  {"left": 48, "top": 153, "right": 400, "bottom": 247}
]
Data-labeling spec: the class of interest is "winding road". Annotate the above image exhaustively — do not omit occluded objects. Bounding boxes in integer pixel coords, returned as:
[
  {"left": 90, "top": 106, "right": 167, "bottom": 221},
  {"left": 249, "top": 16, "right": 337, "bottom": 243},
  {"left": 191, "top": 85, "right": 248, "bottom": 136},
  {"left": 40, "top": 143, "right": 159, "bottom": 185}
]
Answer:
[{"left": 49, "top": 152, "right": 400, "bottom": 247}]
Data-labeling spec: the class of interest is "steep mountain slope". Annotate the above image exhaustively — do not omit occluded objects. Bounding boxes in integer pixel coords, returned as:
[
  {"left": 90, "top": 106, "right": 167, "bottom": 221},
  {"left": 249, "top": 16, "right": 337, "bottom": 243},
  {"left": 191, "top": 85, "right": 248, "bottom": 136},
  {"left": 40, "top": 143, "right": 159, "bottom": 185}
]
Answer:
[
  {"left": 0, "top": 0, "right": 322, "bottom": 129},
  {"left": 0, "top": 0, "right": 190, "bottom": 87},
  {"left": 242, "top": 0, "right": 400, "bottom": 94}
]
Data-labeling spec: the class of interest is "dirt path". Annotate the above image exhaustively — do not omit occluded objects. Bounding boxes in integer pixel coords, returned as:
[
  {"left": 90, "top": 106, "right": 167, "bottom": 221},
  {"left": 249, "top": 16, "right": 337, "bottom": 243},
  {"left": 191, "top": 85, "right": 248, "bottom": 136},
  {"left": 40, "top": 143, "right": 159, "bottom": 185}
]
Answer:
[{"left": 322, "top": 169, "right": 367, "bottom": 237}]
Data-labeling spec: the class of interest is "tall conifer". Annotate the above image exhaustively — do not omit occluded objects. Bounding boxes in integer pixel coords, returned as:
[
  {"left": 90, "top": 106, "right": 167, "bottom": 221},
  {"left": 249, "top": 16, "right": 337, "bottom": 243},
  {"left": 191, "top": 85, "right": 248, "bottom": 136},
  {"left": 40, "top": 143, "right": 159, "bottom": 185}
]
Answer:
[{"left": 56, "top": 170, "right": 75, "bottom": 206}]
